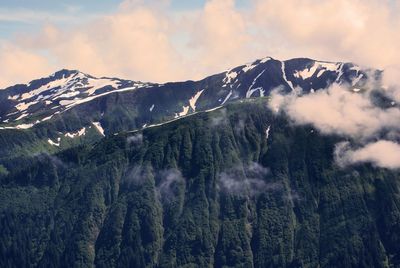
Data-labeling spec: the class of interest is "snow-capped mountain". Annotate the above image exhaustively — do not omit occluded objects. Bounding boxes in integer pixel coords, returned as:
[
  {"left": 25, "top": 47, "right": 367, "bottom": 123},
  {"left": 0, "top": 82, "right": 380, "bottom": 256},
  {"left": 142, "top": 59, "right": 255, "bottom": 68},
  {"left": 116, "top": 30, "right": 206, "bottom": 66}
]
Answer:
[
  {"left": 0, "top": 57, "right": 372, "bottom": 154},
  {"left": 0, "top": 69, "right": 156, "bottom": 129}
]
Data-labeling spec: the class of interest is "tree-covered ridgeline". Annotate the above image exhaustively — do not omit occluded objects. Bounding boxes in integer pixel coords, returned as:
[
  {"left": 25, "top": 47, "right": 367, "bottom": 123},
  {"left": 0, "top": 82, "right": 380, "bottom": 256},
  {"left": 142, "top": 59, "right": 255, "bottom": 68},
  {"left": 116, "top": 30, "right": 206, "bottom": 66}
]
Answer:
[{"left": 0, "top": 100, "right": 399, "bottom": 267}]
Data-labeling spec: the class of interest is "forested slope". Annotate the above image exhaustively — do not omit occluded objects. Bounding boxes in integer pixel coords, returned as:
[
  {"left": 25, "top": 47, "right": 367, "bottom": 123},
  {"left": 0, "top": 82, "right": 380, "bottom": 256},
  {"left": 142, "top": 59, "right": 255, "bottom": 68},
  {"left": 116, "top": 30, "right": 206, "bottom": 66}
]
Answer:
[{"left": 0, "top": 100, "right": 399, "bottom": 267}]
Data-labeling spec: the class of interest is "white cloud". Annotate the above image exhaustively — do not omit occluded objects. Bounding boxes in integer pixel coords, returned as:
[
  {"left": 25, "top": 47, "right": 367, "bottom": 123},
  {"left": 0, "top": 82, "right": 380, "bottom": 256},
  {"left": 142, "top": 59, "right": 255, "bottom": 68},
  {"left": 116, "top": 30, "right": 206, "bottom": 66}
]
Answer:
[
  {"left": 335, "top": 141, "right": 400, "bottom": 169},
  {"left": 218, "top": 162, "right": 277, "bottom": 196},
  {"left": 383, "top": 66, "right": 400, "bottom": 102},
  {"left": 0, "top": 43, "right": 53, "bottom": 88},
  {"left": 270, "top": 84, "right": 400, "bottom": 169},
  {"left": 0, "top": 0, "right": 256, "bottom": 88},
  {"left": 186, "top": 0, "right": 254, "bottom": 73},
  {"left": 252, "top": 0, "right": 400, "bottom": 69},
  {"left": 1, "top": 0, "right": 400, "bottom": 90},
  {"left": 270, "top": 85, "right": 400, "bottom": 140},
  {"left": 156, "top": 168, "right": 185, "bottom": 203}
]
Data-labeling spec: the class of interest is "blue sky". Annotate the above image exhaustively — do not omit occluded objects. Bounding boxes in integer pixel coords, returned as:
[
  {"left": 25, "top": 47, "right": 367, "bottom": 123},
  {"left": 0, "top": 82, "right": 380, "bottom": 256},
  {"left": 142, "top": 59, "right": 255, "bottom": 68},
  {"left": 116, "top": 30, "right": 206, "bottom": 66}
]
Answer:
[
  {"left": 0, "top": 0, "right": 120, "bottom": 12},
  {"left": 0, "top": 0, "right": 118, "bottom": 38},
  {"left": 0, "top": 0, "right": 249, "bottom": 39},
  {"left": 0, "top": 0, "right": 248, "bottom": 10}
]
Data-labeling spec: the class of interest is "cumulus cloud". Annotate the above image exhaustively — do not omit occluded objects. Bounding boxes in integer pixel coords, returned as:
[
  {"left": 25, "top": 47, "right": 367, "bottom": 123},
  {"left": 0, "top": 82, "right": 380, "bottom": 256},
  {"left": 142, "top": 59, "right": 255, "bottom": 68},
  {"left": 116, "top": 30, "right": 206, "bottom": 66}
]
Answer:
[
  {"left": 186, "top": 0, "right": 254, "bottom": 73},
  {"left": 17, "top": 6, "right": 184, "bottom": 83},
  {"left": 1, "top": 0, "right": 252, "bottom": 88},
  {"left": 0, "top": 43, "right": 53, "bottom": 88},
  {"left": 335, "top": 141, "right": 400, "bottom": 169},
  {"left": 252, "top": 0, "right": 400, "bottom": 69},
  {"left": 1, "top": 0, "right": 400, "bottom": 91}
]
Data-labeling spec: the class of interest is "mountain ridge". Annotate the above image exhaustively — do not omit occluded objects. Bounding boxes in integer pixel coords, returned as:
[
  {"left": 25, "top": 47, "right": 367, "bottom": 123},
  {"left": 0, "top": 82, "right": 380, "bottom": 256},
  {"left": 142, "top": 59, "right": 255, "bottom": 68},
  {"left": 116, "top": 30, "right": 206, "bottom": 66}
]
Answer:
[
  {"left": 0, "top": 56, "right": 369, "bottom": 128},
  {"left": 0, "top": 56, "right": 373, "bottom": 159}
]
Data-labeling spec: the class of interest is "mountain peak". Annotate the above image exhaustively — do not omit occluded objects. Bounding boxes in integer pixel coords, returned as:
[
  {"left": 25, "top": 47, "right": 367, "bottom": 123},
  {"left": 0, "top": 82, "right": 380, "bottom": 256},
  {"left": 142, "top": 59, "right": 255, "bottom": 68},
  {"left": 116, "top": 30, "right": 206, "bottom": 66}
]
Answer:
[{"left": 53, "top": 69, "right": 80, "bottom": 77}]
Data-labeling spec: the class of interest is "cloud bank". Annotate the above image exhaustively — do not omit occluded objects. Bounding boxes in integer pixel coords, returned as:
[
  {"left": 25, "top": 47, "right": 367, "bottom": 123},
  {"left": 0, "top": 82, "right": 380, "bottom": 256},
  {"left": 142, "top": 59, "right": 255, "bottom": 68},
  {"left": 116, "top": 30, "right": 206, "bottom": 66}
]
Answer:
[
  {"left": 270, "top": 84, "right": 400, "bottom": 169},
  {"left": 335, "top": 141, "right": 400, "bottom": 169},
  {"left": 270, "top": 85, "right": 400, "bottom": 140},
  {"left": 1, "top": 0, "right": 399, "bottom": 88}
]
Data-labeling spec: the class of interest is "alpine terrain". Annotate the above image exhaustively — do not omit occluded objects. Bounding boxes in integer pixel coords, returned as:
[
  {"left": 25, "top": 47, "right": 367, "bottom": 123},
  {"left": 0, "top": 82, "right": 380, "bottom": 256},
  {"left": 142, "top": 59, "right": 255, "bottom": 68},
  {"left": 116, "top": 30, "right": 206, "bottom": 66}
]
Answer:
[{"left": 0, "top": 57, "right": 399, "bottom": 268}]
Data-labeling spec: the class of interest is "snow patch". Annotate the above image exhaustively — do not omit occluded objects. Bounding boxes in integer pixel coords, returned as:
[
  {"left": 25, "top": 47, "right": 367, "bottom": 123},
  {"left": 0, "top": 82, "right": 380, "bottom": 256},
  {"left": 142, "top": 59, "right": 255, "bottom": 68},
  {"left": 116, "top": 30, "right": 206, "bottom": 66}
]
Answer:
[
  {"left": 266, "top": 125, "right": 271, "bottom": 140},
  {"left": 64, "top": 127, "right": 86, "bottom": 138},
  {"left": 8, "top": 94, "right": 19, "bottom": 100},
  {"left": 242, "top": 63, "right": 257, "bottom": 72},
  {"left": 223, "top": 70, "right": 238, "bottom": 86},
  {"left": 246, "top": 70, "right": 266, "bottom": 98},
  {"left": 15, "top": 114, "right": 29, "bottom": 121},
  {"left": 92, "top": 122, "right": 105, "bottom": 136},
  {"left": 15, "top": 113, "right": 29, "bottom": 121},
  {"left": 352, "top": 73, "right": 364, "bottom": 86},
  {"left": 61, "top": 86, "right": 140, "bottom": 111},
  {"left": 15, "top": 101, "right": 38, "bottom": 112},
  {"left": 41, "top": 115, "right": 53, "bottom": 122},
  {"left": 281, "top": 61, "right": 294, "bottom": 91},
  {"left": 260, "top": 57, "right": 272, "bottom": 63},
  {"left": 294, "top": 64, "right": 318, "bottom": 79},
  {"left": 221, "top": 90, "right": 233, "bottom": 105},
  {"left": 15, "top": 123, "right": 34, "bottom": 129},
  {"left": 295, "top": 61, "right": 340, "bottom": 80},
  {"left": 48, "top": 137, "right": 61, "bottom": 147},
  {"left": 259, "top": 88, "right": 266, "bottom": 97},
  {"left": 175, "top": 106, "right": 190, "bottom": 118},
  {"left": 19, "top": 75, "right": 73, "bottom": 101},
  {"left": 335, "top": 63, "right": 344, "bottom": 83},
  {"left": 189, "top": 89, "right": 204, "bottom": 111},
  {"left": 84, "top": 78, "right": 120, "bottom": 95},
  {"left": 53, "top": 91, "right": 80, "bottom": 100},
  {"left": 59, "top": 99, "right": 77, "bottom": 106}
]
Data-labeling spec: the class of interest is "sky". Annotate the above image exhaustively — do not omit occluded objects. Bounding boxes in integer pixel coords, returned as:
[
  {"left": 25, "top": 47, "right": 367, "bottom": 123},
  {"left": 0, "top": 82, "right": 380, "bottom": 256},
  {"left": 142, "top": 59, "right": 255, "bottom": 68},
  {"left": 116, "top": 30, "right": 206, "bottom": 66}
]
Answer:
[{"left": 0, "top": 0, "right": 399, "bottom": 88}]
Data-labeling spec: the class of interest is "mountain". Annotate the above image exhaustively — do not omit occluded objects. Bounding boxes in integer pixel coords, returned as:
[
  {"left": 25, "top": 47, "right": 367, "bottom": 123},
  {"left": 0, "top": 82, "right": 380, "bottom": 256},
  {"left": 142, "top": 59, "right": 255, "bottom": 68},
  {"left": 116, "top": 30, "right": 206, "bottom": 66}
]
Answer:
[
  {"left": 0, "top": 57, "right": 368, "bottom": 130},
  {"left": 1, "top": 56, "right": 397, "bottom": 268},
  {"left": 0, "top": 57, "right": 371, "bottom": 159}
]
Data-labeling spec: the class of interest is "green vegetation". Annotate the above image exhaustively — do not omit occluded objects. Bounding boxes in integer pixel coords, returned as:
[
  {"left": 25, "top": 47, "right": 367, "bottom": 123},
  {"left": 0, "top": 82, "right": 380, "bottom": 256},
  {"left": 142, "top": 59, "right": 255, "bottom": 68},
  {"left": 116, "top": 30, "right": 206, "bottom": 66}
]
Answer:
[{"left": 0, "top": 100, "right": 399, "bottom": 267}]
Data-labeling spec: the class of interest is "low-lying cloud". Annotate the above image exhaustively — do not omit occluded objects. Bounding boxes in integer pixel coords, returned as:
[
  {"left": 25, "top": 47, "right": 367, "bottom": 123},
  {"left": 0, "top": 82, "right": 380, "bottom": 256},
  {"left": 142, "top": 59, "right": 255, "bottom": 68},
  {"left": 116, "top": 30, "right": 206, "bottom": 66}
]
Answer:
[
  {"left": 270, "top": 83, "right": 400, "bottom": 169},
  {"left": 218, "top": 162, "right": 280, "bottom": 196},
  {"left": 335, "top": 141, "right": 400, "bottom": 169},
  {"left": 127, "top": 133, "right": 143, "bottom": 146},
  {"left": 209, "top": 108, "right": 228, "bottom": 127},
  {"left": 156, "top": 168, "right": 185, "bottom": 203},
  {"left": 270, "top": 85, "right": 400, "bottom": 140}
]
